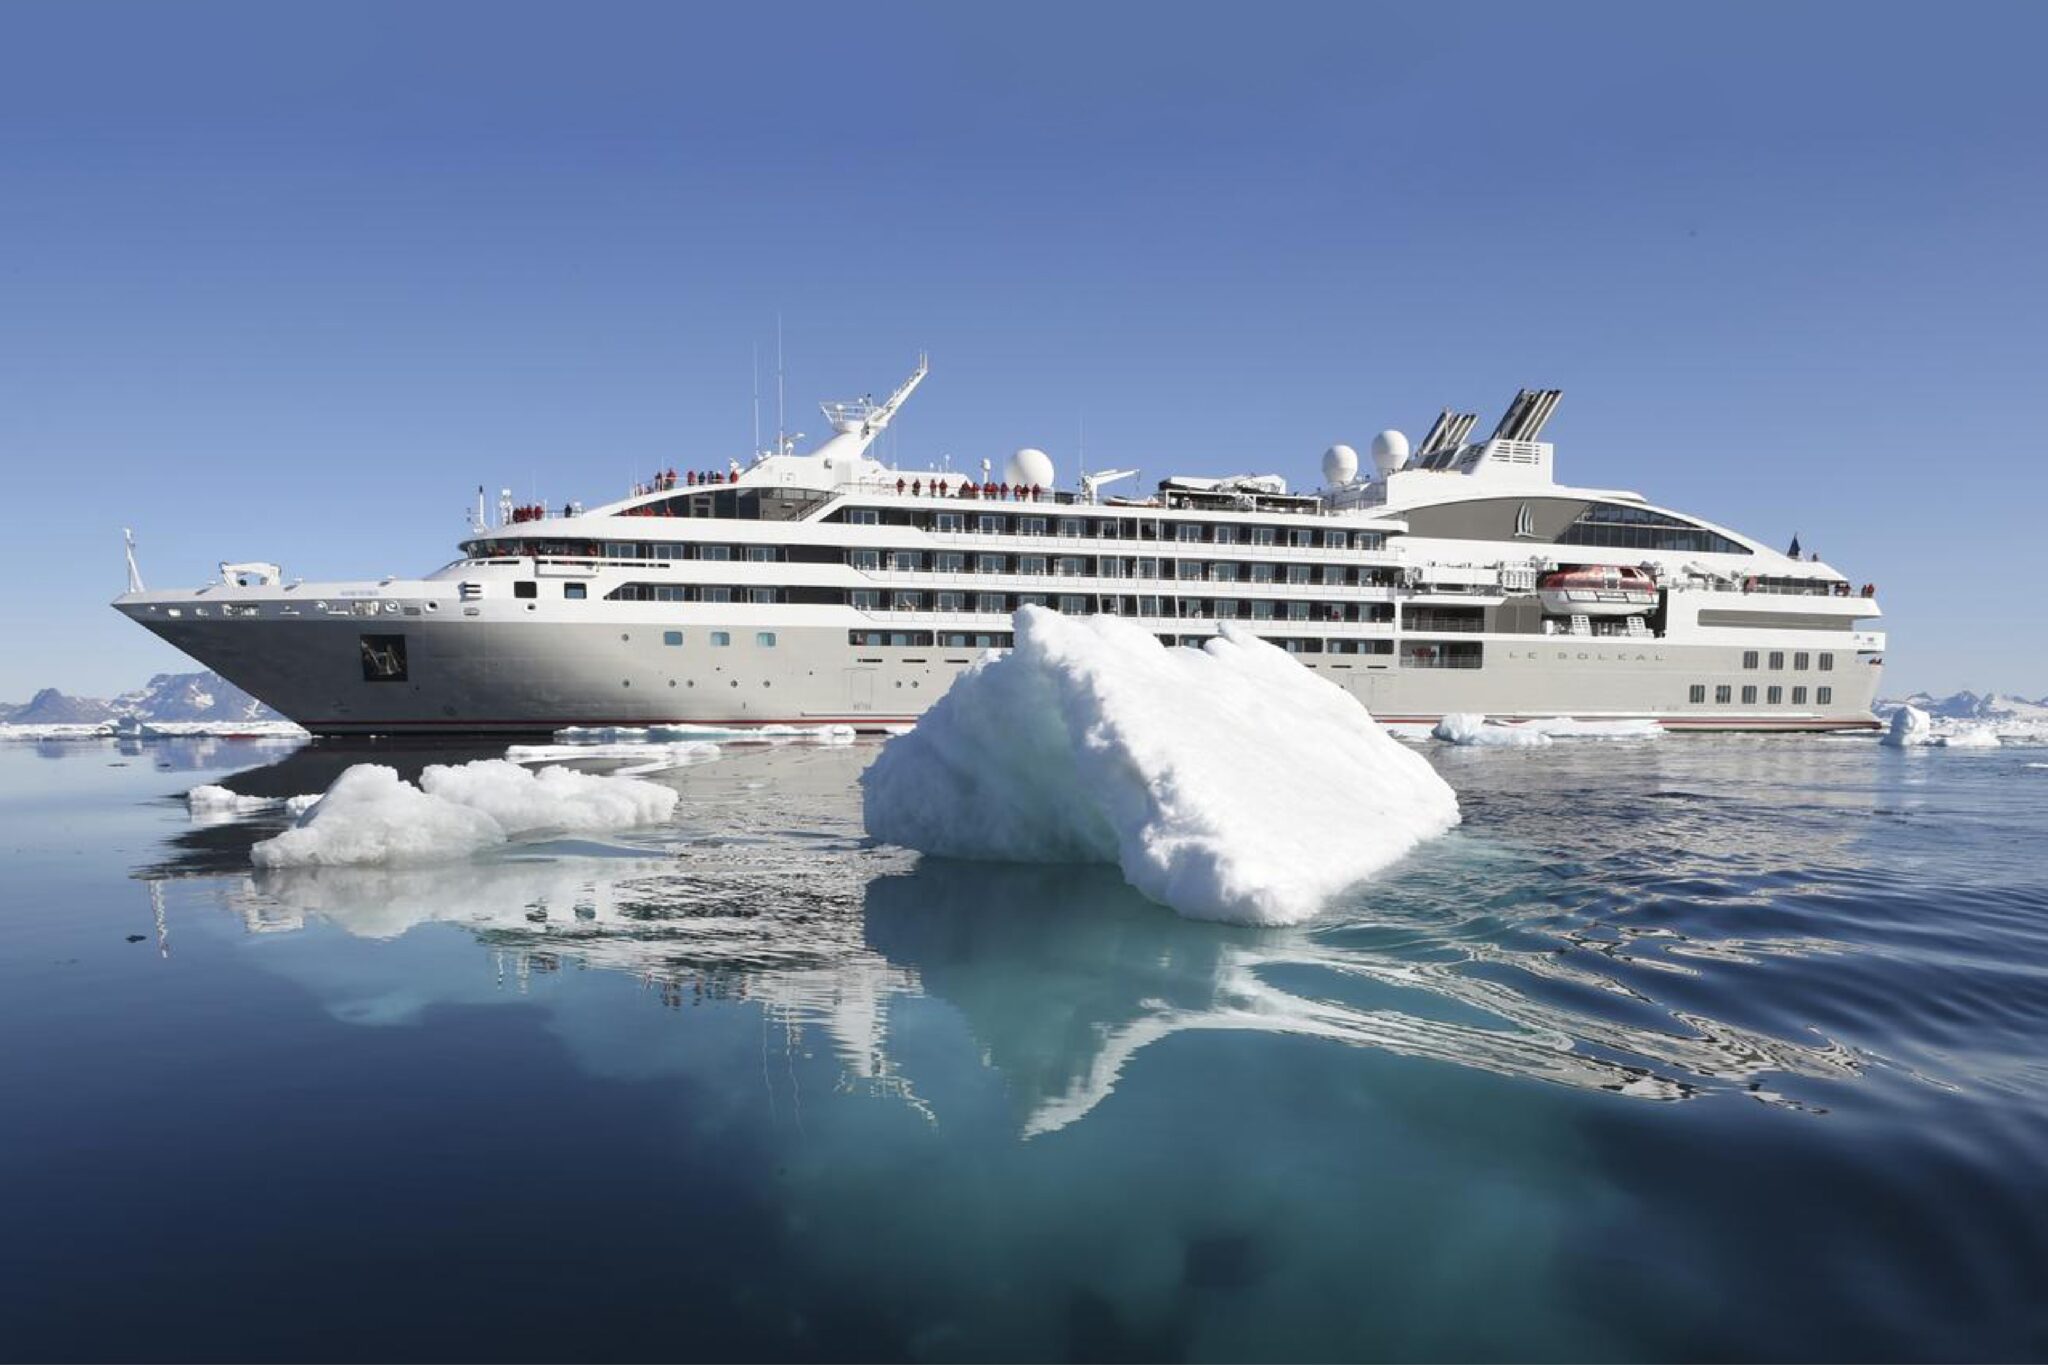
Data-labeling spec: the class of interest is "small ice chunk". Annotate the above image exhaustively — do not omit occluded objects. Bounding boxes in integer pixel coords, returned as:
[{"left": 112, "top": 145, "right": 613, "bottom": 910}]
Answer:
[
  {"left": 283, "top": 793, "right": 323, "bottom": 817},
  {"left": 1433, "top": 714, "right": 1552, "bottom": 747},
  {"left": 417, "top": 759, "right": 679, "bottom": 835},
  {"left": 1935, "top": 726, "right": 2001, "bottom": 749},
  {"left": 1882, "top": 705, "right": 1934, "bottom": 748},
  {"left": 1520, "top": 716, "right": 1664, "bottom": 741},
  {"left": 186, "top": 784, "right": 277, "bottom": 814},
  {"left": 860, "top": 607, "right": 1460, "bottom": 926},
  {"left": 250, "top": 760, "right": 679, "bottom": 867}
]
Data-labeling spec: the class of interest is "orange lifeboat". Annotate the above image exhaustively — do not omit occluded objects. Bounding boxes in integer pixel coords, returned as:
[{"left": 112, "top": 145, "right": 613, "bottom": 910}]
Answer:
[{"left": 1538, "top": 565, "right": 1658, "bottom": 616}]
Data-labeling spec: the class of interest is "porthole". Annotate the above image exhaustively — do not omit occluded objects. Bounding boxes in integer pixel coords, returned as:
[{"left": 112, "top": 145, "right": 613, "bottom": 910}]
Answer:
[
  {"left": 425, "top": 602, "right": 439, "bottom": 613},
  {"left": 730, "top": 680, "right": 739, "bottom": 688},
  {"left": 622, "top": 680, "right": 631, "bottom": 688},
  {"left": 621, "top": 633, "right": 630, "bottom": 642},
  {"left": 668, "top": 680, "right": 676, "bottom": 688}
]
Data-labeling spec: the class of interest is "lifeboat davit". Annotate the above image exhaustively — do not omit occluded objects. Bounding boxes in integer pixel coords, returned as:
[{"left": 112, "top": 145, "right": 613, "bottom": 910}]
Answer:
[{"left": 1538, "top": 565, "right": 1659, "bottom": 616}]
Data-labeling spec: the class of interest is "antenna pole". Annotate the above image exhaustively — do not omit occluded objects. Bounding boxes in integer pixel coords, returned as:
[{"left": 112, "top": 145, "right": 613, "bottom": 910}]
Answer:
[
  {"left": 122, "top": 528, "right": 144, "bottom": 593},
  {"left": 775, "top": 314, "right": 785, "bottom": 458},
  {"left": 752, "top": 343, "right": 761, "bottom": 458}
]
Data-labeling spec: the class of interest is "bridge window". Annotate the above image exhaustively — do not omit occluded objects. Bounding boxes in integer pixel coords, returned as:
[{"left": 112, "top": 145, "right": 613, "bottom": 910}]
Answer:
[{"left": 1556, "top": 502, "right": 1751, "bottom": 554}]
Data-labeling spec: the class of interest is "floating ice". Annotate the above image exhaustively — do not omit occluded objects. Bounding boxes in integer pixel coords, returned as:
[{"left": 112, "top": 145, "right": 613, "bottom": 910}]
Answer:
[
  {"left": 551, "top": 723, "right": 855, "bottom": 746},
  {"left": 1935, "top": 726, "right": 2001, "bottom": 749},
  {"left": 1433, "top": 714, "right": 1551, "bottom": 747},
  {"left": 1882, "top": 705, "right": 1935, "bottom": 748},
  {"left": 1432, "top": 714, "right": 1662, "bottom": 746},
  {"left": 186, "top": 784, "right": 277, "bottom": 815},
  {"left": 250, "top": 760, "right": 679, "bottom": 867},
  {"left": 506, "top": 741, "right": 722, "bottom": 772},
  {"left": 283, "top": 793, "right": 323, "bottom": 817},
  {"left": 860, "top": 607, "right": 1460, "bottom": 926}
]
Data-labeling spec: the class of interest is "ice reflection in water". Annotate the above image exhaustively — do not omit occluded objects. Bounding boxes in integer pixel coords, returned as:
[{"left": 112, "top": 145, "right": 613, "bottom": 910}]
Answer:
[{"left": 142, "top": 735, "right": 1950, "bottom": 1133}]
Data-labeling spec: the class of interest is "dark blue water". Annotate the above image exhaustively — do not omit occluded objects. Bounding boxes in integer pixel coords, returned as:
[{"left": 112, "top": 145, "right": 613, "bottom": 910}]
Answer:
[{"left": 3, "top": 733, "right": 2044, "bottom": 1361}]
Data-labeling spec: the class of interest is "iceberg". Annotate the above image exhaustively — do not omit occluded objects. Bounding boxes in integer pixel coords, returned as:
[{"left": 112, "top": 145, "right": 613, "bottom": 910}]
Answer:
[
  {"left": 251, "top": 760, "right": 679, "bottom": 868},
  {"left": 860, "top": 607, "right": 1460, "bottom": 926},
  {"left": 1882, "top": 705, "right": 1935, "bottom": 748}
]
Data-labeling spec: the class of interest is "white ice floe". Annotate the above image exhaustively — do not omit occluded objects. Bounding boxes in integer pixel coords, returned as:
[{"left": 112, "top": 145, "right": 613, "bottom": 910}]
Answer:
[
  {"left": 1882, "top": 705, "right": 1935, "bottom": 748},
  {"left": 505, "top": 741, "right": 723, "bottom": 774},
  {"left": 250, "top": 760, "right": 679, "bottom": 867},
  {"left": 1432, "top": 714, "right": 1552, "bottom": 748},
  {"left": 1935, "top": 726, "right": 2002, "bottom": 749},
  {"left": 283, "top": 793, "right": 323, "bottom": 817},
  {"left": 186, "top": 784, "right": 279, "bottom": 815},
  {"left": 551, "top": 723, "right": 856, "bottom": 746},
  {"left": 860, "top": 606, "right": 1460, "bottom": 926},
  {"left": 1432, "top": 713, "right": 1663, "bottom": 746}
]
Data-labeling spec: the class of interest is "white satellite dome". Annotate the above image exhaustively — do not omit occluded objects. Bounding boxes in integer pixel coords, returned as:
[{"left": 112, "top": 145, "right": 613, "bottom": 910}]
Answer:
[
  {"left": 1321, "top": 443, "right": 1360, "bottom": 487},
  {"left": 1005, "top": 447, "right": 1055, "bottom": 489},
  {"left": 1369, "top": 429, "right": 1410, "bottom": 479}
]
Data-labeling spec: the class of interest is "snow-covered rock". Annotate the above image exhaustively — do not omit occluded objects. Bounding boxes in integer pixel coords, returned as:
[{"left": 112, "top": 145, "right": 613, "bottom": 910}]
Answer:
[{"left": 860, "top": 606, "right": 1460, "bottom": 926}]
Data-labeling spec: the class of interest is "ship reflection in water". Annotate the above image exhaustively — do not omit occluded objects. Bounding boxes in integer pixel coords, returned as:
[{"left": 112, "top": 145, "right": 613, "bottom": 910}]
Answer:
[{"left": 143, "top": 735, "right": 1927, "bottom": 1136}]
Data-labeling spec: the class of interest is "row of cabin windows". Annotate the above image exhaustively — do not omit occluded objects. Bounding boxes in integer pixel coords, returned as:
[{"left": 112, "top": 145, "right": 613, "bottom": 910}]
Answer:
[
  {"left": 1689, "top": 683, "right": 1834, "bottom": 706},
  {"left": 837, "top": 506, "right": 1387, "bottom": 551},
  {"left": 852, "top": 589, "right": 1391, "bottom": 621},
  {"left": 1740, "top": 650, "right": 1835, "bottom": 670},
  {"left": 652, "top": 630, "right": 777, "bottom": 648},
  {"left": 850, "top": 631, "right": 1016, "bottom": 649},
  {"left": 852, "top": 547, "right": 1401, "bottom": 586}
]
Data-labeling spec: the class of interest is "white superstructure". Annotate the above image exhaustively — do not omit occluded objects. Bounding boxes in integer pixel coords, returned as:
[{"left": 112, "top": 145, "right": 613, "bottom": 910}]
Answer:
[{"left": 113, "top": 363, "right": 1885, "bottom": 733}]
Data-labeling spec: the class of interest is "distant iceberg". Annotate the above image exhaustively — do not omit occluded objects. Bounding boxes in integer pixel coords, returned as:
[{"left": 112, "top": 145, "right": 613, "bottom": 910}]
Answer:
[
  {"left": 860, "top": 607, "right": 1460, "bottom": 926},
  {"left": 251, "top": 759, "right": 679, "bottom": 867}
]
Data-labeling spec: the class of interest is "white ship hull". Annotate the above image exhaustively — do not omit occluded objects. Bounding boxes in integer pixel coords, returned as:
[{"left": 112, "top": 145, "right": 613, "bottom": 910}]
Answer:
[{"left": 111, "top": 369, "right": 1888, "bottom": 736}]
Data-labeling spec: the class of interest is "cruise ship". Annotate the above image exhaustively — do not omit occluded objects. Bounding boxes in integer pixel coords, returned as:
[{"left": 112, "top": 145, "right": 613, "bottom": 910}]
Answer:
[{"left": 112, "top": 360, "right": 1885, "bottom": 734}]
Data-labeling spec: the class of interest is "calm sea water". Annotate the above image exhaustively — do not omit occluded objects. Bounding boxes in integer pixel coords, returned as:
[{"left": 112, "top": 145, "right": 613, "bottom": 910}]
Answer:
[{"left": 2, "top": 733, "right": 2044, "bottom": 1362}]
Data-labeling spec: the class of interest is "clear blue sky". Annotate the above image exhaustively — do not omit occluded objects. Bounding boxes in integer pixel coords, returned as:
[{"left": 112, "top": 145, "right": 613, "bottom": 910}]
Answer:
[{"left": 4, "top": 1, "right": 2043, "bottom": 700}]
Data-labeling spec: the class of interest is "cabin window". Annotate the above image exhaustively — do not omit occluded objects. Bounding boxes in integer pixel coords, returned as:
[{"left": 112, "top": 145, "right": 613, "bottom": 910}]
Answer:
[
  {"left": 1058, "top": 518, "right": 1083, "bottom": 537},
  {"left": 514, "top": 581, "right": 537, "bottom": 599},
  {"left": 936, "top": 592, "right": 965, "bottom": 611},
  {"left": 1212, "top": 526, "right": 1236, "bottom": 545},
  {"left": 1794, "top": 651, "right": 1810, "bottom": 670},
  {"left": 890, "top": 550, "right": 922, "bottom": 571},
  {"left": 1768, "top": 651, "right": 1785, "bottom": 670},
  {"left": 1176, "top": 524, "right": 1204, "bottom": 542},
  {"left": 1325, "top": 531, "right": 1347, "bottom": 549},
  {"left": 893, "top": 591, "right": 923, "bottom": 610},
  {"left": 700, "top": 545, "right": 732, "bottom": 561},
  {"left": 935, "top": 512, "right": 964, "bottom": 532},
  {"left": 1250, "top": 527, "right": 1276, "bottom": 546},
  {"left": 1019, "top": 555, "right": 1048, "bottom": 575},
  {"left": 563, "top": 582, "right": 586, "bottom": 599},
  {"left": 1767, "top": 686, "right": 1783, "bottom": 704},
  {"left": 852, "top": 590, "right": 881, "bottom": 610},
  {"left": 1019, "top": 517, "right": 1048, "bottom": 536},
  {"left": 1057, "top": 556, "right": 1088, "bottom": 577},
  {"left": 976, "top": 554, "right": 1005, "bottom": 573},
  {"left": 1817, "top": 686, "right": 1833, "bottom": 704},
  {"left": 851, "top": 549, "right": 881, "bottom": 570},
  {"left": 1058, "top": 595, "right": 1087, "bottom": 613},
  {"left": 747, "top": 588, "right": 775, "bottom": 604},
  {"left": 746, "top": 546, "right": 778, "bottom": 563},
  {"left": 849, "top": 509, "right": 880, "bottom": 526},
  {"left": 1689, "top": 685, "right": 1707, "bottom": 704},
  {"left": 359, "top": 634, "right": 408, "bottom": 682},
  {"left": 1792, "top": 686, "right": 1808, "bottom": 704},
  {"left": 1742, "top": 650, "right": 1758, "bottom": 669},
  {"left": 756, "top": 632, "right": 777, "bottom": 647},
  {"left": 663, "top": 631, "right": 683, "bottom": 646},
  {"left": 1741, "top": 685, "right": 1758, "bottom": 704},
  {"left": 1290, "top": 529, "right": 1314, "bottom": 547},
  {"left": 1819, "top": 653, "right": 1835, "bottom": 670},
  {"left": 977, "top": 514, "right": 1005, "bottom": 534},
  {"left": 977, "top": 593, "right": 1006, "bottom": 612},
  {"left": 701, "top": 587, "right": 732, "bottom": 603},
  {"left": 1715, "top": 685, "right": 1732, "bottom": 703},
  {"left": 935, "top": 552, "right": 966, "bottom": 573},
  {"left": 710, "top": 631, "right": 731, "bottom": 647}
]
